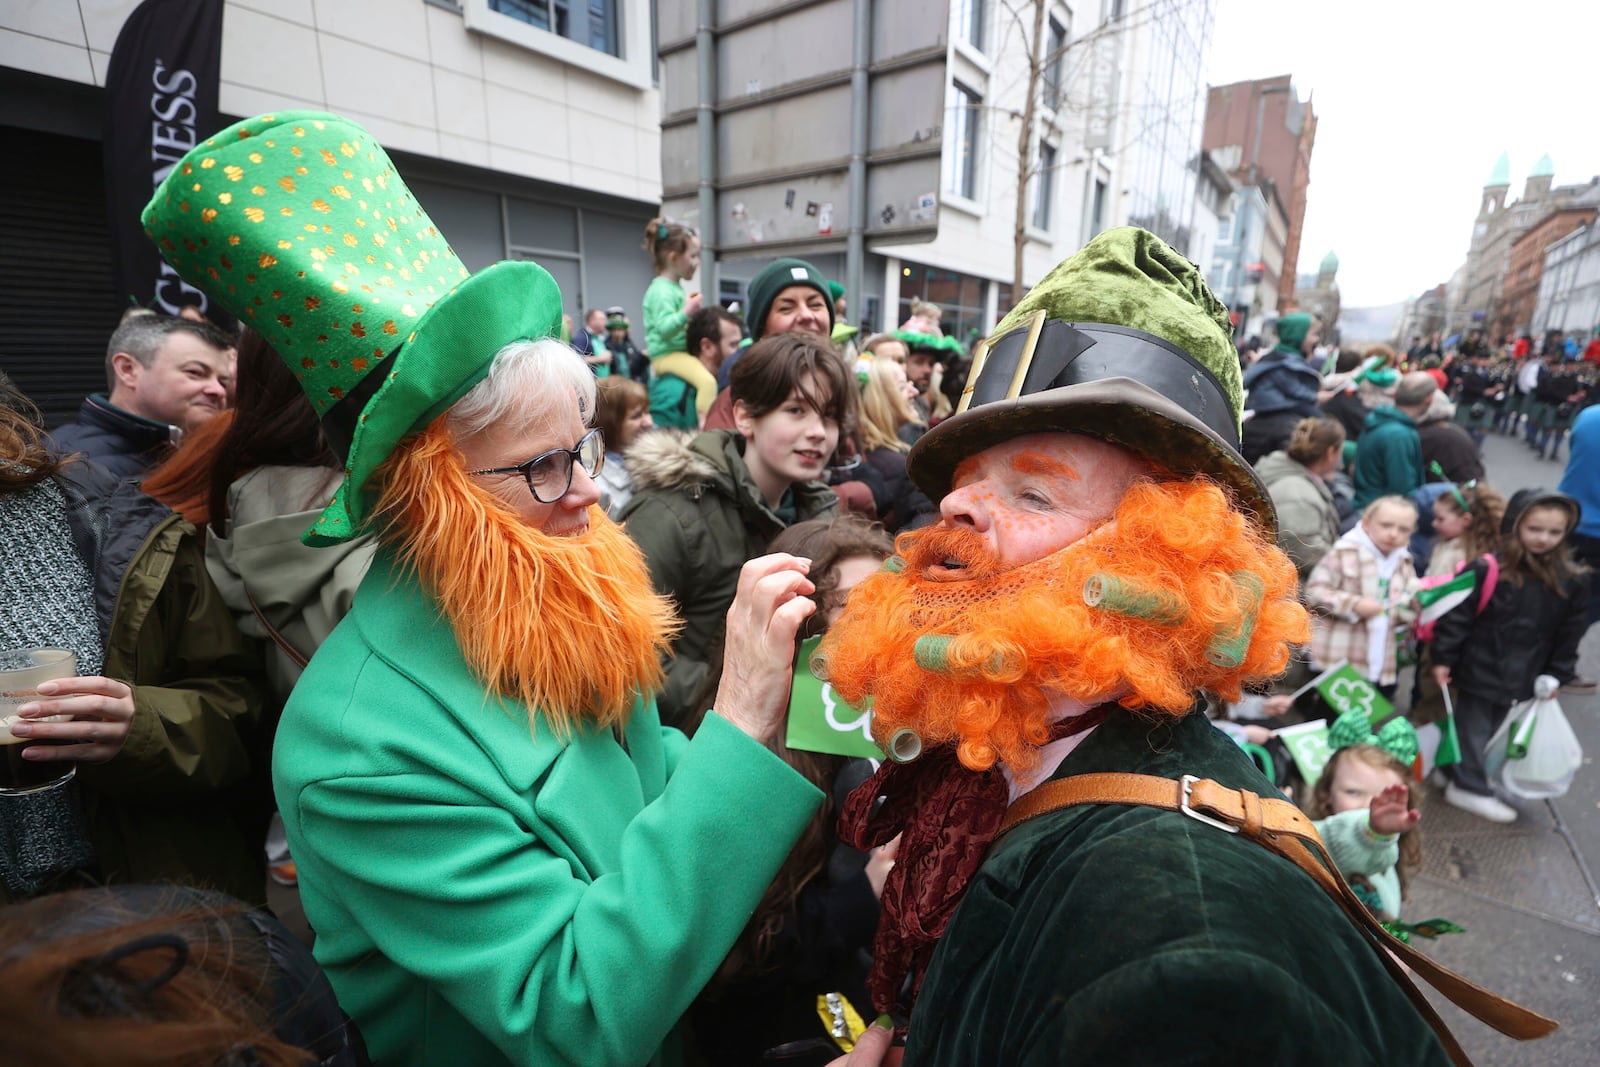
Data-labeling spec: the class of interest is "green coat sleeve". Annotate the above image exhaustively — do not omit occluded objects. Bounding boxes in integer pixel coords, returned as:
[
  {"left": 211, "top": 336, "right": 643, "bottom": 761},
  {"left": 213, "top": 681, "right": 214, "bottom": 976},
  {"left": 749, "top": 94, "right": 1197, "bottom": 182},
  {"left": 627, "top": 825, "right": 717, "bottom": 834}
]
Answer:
[
  {"left": 83, "top": 525, "right": 264, "bottom": 799},
  {"left": 293, "top": 712, "right": 822, "bottom": 1066}
]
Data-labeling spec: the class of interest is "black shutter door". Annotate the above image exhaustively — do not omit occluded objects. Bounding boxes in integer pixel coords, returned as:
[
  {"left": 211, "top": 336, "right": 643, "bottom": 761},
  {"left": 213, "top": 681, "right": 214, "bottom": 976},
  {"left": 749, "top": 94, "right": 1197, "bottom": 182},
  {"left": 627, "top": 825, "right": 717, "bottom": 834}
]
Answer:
[{"left": 0, "top": 126, "right": 126, "bottom": 429}]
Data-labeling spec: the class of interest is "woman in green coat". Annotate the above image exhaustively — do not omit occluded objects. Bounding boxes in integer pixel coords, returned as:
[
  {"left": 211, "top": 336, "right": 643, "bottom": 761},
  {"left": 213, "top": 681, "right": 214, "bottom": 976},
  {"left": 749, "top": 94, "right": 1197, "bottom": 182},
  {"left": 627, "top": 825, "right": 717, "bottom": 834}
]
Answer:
[{"left": 620, "top": 332, "right": 851, "bottom": 727}]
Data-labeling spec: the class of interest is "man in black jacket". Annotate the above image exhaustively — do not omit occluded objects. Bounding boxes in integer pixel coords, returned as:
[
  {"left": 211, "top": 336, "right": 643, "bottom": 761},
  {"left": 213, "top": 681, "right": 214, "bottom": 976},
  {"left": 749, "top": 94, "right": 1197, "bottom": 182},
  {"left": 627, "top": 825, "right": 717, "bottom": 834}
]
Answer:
[{"left": 50, "top": 312, "right": 234, "bottom": 477}]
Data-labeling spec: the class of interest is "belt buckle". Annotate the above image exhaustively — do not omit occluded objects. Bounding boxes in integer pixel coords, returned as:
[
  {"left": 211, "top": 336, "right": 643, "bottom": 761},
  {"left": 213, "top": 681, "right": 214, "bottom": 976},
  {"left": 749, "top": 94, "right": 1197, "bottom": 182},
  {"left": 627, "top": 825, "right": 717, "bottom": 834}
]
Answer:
[{"left": 1180, "top": 774, "right": 1240, "bottom": 834}]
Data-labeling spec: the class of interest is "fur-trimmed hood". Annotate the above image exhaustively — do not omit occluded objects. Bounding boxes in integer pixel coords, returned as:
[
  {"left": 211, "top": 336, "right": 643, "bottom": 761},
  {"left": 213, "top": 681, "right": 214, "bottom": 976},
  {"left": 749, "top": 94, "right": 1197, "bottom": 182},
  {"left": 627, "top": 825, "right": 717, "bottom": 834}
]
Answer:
[{"left": 624, "top": 428, "right": 726, "bottom": 496}]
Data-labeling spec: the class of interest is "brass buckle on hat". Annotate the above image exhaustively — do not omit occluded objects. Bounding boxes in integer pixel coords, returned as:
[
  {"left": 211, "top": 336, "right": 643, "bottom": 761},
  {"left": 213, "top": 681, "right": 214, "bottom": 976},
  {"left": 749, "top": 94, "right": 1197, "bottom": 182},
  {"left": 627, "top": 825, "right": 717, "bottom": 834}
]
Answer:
[{"left": 1180, "top": 774, "right": 1240, "bottom": 835}]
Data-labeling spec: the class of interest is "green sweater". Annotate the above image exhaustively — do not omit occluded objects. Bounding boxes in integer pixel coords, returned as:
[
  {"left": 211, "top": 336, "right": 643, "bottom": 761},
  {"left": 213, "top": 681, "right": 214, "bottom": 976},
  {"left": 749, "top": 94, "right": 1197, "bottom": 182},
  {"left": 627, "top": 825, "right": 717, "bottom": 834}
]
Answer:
[
  {"left": 273, "top": 553, "right": 822, "bottom": 1066},
  {"left": 643, "top": 275, "right": 690, "bottom": 356}
]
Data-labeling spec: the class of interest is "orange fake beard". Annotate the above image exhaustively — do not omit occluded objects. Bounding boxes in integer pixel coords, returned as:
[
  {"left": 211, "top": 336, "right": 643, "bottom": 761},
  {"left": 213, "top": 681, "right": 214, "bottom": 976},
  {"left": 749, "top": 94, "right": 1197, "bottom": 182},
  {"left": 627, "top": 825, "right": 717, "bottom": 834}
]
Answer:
[
  {"left": 372, "top": 419, "right": 679, "bottom": 736},
  {"left": 818, "top": 479, "right": 1309, "bottom": 776}
]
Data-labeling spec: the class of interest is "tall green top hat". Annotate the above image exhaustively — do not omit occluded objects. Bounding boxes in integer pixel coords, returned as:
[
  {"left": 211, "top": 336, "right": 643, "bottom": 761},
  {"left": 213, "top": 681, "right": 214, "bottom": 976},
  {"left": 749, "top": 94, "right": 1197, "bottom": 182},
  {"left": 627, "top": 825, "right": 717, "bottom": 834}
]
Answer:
[
  {"left": 141, "top": 110, "right": 562, "bottom": 545},
  {"left": 908, "top": 227, "right": 1275, "bottom": 532}
]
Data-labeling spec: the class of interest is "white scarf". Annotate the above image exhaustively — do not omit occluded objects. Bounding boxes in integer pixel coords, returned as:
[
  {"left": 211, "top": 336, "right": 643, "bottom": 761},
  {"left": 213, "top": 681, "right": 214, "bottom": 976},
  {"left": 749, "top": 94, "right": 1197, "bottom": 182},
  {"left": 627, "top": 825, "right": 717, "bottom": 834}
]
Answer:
[{"left": 1341, "top": 522, "right": 1408, "bottom": 681}]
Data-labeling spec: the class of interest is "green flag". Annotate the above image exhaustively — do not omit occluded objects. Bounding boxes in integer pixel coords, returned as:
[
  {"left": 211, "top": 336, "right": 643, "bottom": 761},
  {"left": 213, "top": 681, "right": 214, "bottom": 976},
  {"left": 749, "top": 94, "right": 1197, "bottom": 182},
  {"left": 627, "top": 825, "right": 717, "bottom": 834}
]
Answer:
[
  {"left": 785, "top": 636, "right": 885, "bottom": 759},
  {"left": 1314, "top": 662, "right": 1394, "bottom": 725},
  {"left": 1435, "top": 685, "right": 1462, "bottom": 768},
  {"left": 1277, "top": 719, "right": 1335, "bottom": 787}
]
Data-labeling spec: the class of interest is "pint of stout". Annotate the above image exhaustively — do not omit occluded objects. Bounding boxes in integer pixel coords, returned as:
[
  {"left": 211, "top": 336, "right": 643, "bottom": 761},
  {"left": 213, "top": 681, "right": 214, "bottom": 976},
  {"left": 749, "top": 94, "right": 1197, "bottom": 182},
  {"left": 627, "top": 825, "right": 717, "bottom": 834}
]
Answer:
[{"left": 0, "top": 648, "right": 77, "bottom": 794}]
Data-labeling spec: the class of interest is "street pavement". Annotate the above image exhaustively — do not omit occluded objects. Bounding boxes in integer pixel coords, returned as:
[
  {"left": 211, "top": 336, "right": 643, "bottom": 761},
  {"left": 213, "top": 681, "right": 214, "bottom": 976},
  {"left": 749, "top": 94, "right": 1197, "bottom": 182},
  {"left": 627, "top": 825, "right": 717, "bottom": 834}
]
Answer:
[{"left": 1406, "top": 427, "right": 1600, "bottom": 1066}]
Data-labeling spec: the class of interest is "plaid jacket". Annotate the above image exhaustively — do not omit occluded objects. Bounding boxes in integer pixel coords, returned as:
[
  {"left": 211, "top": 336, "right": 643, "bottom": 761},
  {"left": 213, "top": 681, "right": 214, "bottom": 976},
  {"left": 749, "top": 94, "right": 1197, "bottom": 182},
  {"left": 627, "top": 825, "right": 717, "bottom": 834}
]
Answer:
[{"left": 1304, "top": 540, "right": 1419, "bottom": 685}]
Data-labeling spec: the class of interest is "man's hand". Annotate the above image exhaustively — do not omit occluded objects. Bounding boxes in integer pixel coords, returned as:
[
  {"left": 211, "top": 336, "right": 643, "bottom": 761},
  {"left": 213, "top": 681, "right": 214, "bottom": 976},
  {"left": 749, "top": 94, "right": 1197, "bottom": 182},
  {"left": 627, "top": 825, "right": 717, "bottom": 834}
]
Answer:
[
  {"left": 12, "top": 676, "right": 136, "bottom": 764},
  {"left": 1369, "top": 782, "right": 1421, "bottom": 837},
  {"left": 714, "top": 554, "right": 815, "bottom": 744}
]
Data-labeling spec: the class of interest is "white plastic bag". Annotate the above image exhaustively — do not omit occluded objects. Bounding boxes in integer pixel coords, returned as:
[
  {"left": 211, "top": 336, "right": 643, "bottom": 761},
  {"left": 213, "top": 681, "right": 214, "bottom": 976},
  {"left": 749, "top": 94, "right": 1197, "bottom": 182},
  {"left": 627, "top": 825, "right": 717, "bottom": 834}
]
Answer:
[{"left": 1484, "top": 676, "right": 1583, "bottom": 799}]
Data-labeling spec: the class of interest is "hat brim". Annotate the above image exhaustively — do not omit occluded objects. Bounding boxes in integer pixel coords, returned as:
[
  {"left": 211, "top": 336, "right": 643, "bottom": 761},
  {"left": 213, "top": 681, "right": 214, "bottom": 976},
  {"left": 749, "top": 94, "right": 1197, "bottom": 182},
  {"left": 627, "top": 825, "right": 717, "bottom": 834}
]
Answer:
[
  {"left": 305, "top": 260, "right": 563, "bottom": 545},
  {"left": 907, "top": 377, "right": 1277, "bottom": 534}
]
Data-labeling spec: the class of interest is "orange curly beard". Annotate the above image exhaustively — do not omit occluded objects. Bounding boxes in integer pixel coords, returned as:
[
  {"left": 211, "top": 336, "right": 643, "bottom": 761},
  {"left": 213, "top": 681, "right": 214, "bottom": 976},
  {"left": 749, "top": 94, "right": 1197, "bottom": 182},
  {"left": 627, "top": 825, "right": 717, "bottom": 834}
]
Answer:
[
  {"left": 818, "top": 479, "right": 1309, "bottom": 776},
  {"left": 372, "top": 419, "right": 679, "bottom": 737}
]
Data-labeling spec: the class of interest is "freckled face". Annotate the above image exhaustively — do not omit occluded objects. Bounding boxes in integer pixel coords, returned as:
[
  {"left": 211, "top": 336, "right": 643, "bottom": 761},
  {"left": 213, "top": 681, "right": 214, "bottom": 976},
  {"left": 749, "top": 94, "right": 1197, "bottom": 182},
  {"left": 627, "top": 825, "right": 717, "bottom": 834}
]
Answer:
[{"left": 937, "top": 433, "right": 1153, "bottom": 570}]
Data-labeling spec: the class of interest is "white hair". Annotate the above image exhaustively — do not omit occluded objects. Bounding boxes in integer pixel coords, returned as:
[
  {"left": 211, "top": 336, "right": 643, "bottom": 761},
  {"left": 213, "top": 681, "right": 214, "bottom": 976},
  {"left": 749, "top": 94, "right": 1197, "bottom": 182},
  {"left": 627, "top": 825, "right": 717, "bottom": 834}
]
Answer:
[{"left": 445, "top": 337, "right": 595, "bottom": 440}]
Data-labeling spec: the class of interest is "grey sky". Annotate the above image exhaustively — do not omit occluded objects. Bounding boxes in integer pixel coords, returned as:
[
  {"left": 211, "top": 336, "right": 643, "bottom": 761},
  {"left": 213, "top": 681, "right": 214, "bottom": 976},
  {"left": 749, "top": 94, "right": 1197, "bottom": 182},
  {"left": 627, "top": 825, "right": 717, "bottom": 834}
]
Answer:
[{"left": 1206, "top": 0, "right": 1600, "bottom": 308}]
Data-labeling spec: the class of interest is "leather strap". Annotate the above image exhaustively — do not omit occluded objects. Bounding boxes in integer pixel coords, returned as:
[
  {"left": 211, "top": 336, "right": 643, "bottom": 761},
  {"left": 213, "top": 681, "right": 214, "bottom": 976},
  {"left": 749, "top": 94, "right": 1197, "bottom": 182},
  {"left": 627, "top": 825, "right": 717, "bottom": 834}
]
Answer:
[
  {"left": 1000, "top": 773, "right": 1557, "bottom": 1066},
  {"left": 244, "top": 587, "right": 309, "bottom": 670}
]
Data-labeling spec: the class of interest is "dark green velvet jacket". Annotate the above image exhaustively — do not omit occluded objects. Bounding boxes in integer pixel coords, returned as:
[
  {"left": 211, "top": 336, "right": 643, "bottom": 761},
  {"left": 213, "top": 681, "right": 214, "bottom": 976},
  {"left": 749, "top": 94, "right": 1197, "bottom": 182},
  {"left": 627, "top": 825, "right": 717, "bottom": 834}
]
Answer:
[{"left": 905, "top": 711, "right": 1450, "bottom": 1066}]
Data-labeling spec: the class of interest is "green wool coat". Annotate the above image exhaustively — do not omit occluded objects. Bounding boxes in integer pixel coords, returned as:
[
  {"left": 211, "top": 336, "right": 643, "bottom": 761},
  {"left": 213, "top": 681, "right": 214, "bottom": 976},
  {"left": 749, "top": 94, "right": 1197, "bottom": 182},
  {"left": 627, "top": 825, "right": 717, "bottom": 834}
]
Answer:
[
  {"left": 906, "top": 711, "right": 1451, "bottom": 1066},
  {"left": 272, "top": 553, "right": 823, "bottom": 1067},
  {"left": 618, "top": 430, "right": 837, "bottom": 727}
]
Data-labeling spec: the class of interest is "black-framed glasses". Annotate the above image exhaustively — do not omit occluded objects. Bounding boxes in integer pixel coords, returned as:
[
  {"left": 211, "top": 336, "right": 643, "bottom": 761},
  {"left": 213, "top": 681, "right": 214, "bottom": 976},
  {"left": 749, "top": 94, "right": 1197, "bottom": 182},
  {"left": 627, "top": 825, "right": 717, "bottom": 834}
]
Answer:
[{"left": 468, "top": 427, "right": 605, "bottom": 503}]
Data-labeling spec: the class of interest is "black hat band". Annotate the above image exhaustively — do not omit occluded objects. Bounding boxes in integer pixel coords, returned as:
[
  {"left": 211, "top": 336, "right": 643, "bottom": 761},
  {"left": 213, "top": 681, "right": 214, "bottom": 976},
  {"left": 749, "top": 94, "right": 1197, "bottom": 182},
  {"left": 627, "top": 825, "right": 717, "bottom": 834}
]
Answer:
[{"left": 962, "top": 314, "right": 1239, "bottom": 447}]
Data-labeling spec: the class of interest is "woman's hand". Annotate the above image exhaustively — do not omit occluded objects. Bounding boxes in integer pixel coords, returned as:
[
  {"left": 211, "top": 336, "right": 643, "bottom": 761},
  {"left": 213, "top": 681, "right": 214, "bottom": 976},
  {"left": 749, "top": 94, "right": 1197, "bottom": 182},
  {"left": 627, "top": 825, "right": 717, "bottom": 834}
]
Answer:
[
  {"left": 1432, "top": 664, "right": 1452, "bottom": 690},
  {"left": 12, "top": 676, "right": 136, "bottom": 764},
  {"left": 825, "top": 1018, "right": 902, "bottom": 1066},
  {"left": 714, "top": 554, "right": 816, "bottom": 744}
]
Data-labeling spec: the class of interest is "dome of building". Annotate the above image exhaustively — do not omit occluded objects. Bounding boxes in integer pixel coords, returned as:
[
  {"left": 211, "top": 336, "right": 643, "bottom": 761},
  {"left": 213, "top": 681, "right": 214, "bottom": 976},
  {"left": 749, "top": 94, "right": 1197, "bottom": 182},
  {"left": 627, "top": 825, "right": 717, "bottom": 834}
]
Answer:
[
  {"left": 1486, "top": 151, "right": 1511, "bottom": 187},
  {"left": 1530, "top": 153, "right": 1555, "bottom": 178},
  {"left": 1320, "top": 250, "right": 1339, "bottom": 275}
]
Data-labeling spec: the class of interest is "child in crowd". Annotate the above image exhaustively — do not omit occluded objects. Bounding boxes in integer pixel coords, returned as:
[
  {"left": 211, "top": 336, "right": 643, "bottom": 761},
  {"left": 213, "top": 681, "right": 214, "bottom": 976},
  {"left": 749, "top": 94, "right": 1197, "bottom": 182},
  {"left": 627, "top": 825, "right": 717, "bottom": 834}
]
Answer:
[
  {"left": 1308, "top": 713, "right": 1422, "bottom": 923},
  {"left": 619, "top": 332, "right": 851, "bottom": 727},
  {"left": 1306, "top": 496, "right": 1420, "bottom": 699},
  {"left": 686, "top": 514, "right": 897, "bottom": 1067},
  {"left": 593, "top": 375, "right": 653, "bottom": 516},
  {"left": 1431, "top": 488, "right": 1590, "bottom": 823},
  {"left": 640, "top": 218, "right": 712, "bottom": 419},
  {"left": 1425, "top": 481, "right": 1505, "bottom": 579}
]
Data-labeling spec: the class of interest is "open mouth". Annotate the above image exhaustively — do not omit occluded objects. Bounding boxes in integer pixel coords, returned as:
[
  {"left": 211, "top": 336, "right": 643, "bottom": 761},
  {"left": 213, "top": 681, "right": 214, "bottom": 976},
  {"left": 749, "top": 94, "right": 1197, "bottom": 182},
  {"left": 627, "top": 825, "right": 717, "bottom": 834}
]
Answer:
[{"left": 795, "top": 450, "right": 824, "bottom": 464}]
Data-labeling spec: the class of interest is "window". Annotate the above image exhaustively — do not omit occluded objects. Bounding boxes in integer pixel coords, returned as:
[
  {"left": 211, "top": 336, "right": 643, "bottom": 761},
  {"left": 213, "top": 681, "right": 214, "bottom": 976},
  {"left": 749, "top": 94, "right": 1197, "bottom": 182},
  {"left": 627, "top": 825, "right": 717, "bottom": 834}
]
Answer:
[
  {"left": 489, "top": 0, "right": 620, "bottom": 57},
  {"left": 1217, "top": 211, "right": 1235, "bottom": 244},
  {"left": 1031, "top": 142, "right": 1056, "bottom": 231},
  {"left": 1043, "top": 18, "right": 1066, "bottom": 111},
  {"left": 899, "top": 262, "right": 986, "bottom": 347},
  {"left": 1089, "top": 178, "right": 1107, "bottom": 237},
  {"left": 957, "top": 0, "right": 986, "bottom": 51},
  {"left": 948, "top": 83, "right": 982, "bottom": 201}
]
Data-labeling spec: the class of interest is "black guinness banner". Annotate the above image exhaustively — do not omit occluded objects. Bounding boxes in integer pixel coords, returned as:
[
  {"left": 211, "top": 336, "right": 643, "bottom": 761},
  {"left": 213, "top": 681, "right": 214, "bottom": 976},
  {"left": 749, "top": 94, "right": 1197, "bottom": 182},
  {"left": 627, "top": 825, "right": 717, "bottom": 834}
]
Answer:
[{"left": 103, "top": 0, "right": 226, "bottom": 320}]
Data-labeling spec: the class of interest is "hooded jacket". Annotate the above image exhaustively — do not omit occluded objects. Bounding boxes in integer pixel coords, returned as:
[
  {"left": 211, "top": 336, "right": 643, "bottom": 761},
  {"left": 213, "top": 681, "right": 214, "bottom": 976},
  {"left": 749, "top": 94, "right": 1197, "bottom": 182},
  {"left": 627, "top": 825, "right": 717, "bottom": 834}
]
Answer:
[
  {"left": 1254, "top": 450, "right": 1338, "bottom": 581},
  {"left": 1242, "top": 350, "right": 1322, "bottom": 418},
  {"left": 1415, "top": 392, "right": 1484, "bottom": 485},
  {"left": 1352, "top": 406, "right": 1423, "bottom": 509},
  {"left": 618, "top": 430, "right": 838, "bottom": 727},
  {"left": 1431, "top": 489, "right": 1589, "bottom": 705},
  {"left": 49, "top": 393, "right": 178, "bottom": 478}
]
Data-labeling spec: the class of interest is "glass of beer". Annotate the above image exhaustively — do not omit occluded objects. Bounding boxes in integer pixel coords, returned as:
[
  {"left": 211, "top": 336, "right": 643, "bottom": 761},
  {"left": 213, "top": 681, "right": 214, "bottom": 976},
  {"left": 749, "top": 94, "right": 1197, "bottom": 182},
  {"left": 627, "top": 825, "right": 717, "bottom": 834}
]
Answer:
[{"left": 0, "top": 648, "right": 78, "bottom": 795}]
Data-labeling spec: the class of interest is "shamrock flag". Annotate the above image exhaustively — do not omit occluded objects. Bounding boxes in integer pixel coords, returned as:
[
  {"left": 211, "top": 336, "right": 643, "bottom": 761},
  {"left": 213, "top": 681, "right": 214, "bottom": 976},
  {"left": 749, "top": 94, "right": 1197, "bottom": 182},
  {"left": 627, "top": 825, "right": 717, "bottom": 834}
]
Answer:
[
  {"left": 1311, "top": 662, "right": 1395, "bottom": 724},
  {"left": 785, "top": 636, "right": 885, "bottom": 759}
]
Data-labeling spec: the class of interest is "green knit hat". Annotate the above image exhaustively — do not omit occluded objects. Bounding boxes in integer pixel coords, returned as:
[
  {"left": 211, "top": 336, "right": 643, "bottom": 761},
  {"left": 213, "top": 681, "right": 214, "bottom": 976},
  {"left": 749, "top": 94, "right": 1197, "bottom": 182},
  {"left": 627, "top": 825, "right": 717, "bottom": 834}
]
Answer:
[
  {"left": 141, "top": 111, "right": 562, "bottom": 545},
  {"left": 746, "top": 258, "right": 835, "bottom": 341},
  {"left": 908, "top": 227, "right": 1275, "bottom": 531},
  {"left": 1275, "top": 312, "right": 1313, "bottom": 349}
]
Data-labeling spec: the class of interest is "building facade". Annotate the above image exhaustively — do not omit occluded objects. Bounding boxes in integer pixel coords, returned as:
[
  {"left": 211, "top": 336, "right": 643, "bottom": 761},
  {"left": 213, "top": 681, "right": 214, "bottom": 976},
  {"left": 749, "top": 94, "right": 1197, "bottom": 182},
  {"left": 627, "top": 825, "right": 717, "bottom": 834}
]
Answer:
[
  {"left": 1, "top": 0, "right": 663, "bottom": 424},
  {"left": 1293, "top": 250, "right": 1341, "bottom": 334},
  {"left": 1202, "top": 74, "right": 1315, "bottom": 309},
  {"left": 1503, "top": 206, "right": 1597, "bottom": 339},
  {"left": 1208, "top": 181, "right": 1286, "bottom": 340},
  {"left": 1533, "top": 222, "right": 1600, "bottom": 337}
]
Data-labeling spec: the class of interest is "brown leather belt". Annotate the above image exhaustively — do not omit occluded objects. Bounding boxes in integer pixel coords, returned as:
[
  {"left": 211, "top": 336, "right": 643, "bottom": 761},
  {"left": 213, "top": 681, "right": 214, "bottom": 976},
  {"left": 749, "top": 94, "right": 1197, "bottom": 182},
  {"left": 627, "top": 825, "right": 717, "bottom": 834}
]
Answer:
[{"left": 1000, "top": 773, "right": 1558, "bottom": 1066}]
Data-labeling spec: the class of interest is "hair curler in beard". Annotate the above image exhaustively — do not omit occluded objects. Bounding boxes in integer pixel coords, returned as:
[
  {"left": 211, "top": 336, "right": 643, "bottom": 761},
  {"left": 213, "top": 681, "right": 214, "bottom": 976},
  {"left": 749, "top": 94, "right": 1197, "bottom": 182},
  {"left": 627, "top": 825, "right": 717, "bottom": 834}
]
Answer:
[
  {"left": 1082, "top": 573, "right": 1189, "bottom": 625},
  {"left": 1205, "top": 570, "right": 1266, "bottom": 668}
]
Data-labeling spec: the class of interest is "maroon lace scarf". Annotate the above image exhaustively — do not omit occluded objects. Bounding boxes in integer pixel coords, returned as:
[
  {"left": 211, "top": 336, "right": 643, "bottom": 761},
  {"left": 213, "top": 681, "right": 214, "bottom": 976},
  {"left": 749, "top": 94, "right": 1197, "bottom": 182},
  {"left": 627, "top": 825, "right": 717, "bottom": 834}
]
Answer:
[{"left": 837, "top": 704, "right": 1112, "bottom": 1016}]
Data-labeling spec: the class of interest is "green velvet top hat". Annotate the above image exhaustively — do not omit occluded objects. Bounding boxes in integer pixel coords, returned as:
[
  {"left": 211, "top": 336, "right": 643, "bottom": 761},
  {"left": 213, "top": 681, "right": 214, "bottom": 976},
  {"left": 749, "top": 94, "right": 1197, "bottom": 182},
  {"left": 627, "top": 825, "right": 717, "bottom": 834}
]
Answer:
[
  {"left": 907, "top": 227, "right": 1276, "bottom": 532},
  {"left": 141, "top": 111, "right": 562, "bottom": 545}
]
